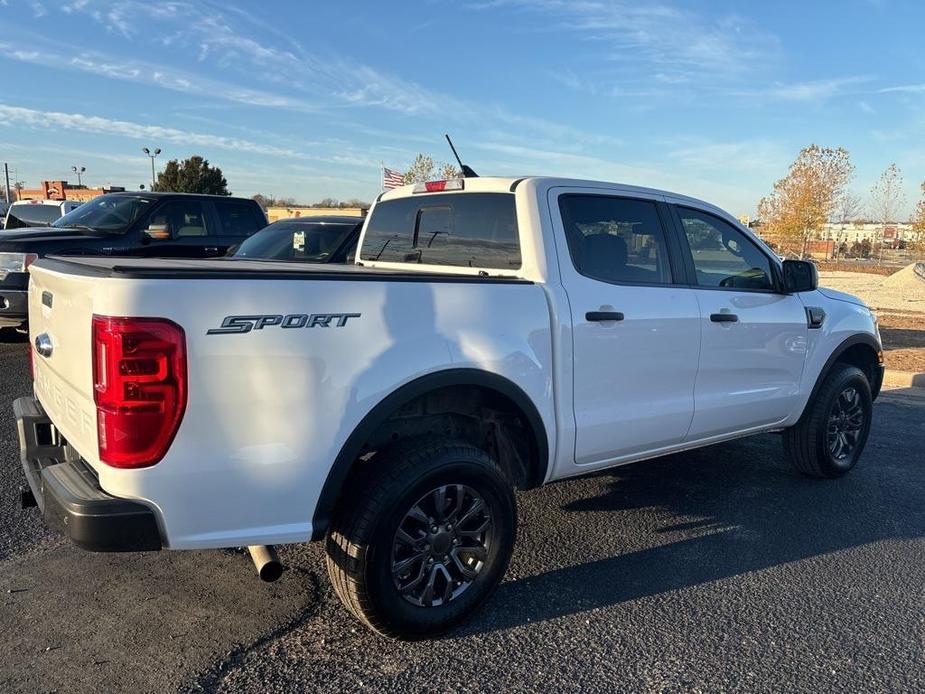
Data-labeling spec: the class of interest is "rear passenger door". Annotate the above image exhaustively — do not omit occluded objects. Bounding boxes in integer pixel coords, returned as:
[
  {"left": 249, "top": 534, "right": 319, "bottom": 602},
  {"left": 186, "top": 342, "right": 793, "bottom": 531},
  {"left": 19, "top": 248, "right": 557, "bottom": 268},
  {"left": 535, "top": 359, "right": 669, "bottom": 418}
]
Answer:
[
  {"left": 552, "top": 191, "right": 702, "bottom": 465},
  {"left": 671, "top": 205, "right": 808, "bottom": 438}
]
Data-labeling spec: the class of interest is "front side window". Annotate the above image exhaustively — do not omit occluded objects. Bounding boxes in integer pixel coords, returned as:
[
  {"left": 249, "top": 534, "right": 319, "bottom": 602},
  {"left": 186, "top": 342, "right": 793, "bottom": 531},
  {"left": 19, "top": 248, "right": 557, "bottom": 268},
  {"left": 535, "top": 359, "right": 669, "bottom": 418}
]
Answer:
[
  {"left": 360, "top": 193, "right": 521, "bottom": 270},
  {"left": 678, "top": 208, "right": 774, "bottom": 291},
  {"left": 144, "top": 200, "right": 210, "bottom": 239},
  {"left": 559, "top": 195, "right": 673, "bottom": 285}
]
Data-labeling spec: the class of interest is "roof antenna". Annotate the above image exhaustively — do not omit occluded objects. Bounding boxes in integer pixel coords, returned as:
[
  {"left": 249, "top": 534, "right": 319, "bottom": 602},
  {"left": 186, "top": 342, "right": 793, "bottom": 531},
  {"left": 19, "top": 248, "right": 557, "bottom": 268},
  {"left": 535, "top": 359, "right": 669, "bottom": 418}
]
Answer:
[{"left": 445, "top": 134, "right": 478, "bottom": 178}]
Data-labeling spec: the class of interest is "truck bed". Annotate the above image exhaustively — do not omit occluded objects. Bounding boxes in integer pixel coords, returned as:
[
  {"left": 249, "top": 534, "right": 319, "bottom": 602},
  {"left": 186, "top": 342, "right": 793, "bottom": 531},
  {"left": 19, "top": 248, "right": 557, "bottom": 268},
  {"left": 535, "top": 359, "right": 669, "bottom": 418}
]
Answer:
[{"left": 36, "top": 256, "right": 532, "bottom": 283}]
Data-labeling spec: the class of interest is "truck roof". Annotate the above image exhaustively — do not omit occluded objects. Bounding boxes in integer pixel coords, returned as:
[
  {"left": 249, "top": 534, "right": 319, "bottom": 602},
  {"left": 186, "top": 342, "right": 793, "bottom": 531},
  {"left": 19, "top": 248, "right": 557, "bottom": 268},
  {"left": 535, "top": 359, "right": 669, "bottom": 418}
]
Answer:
[{"left": 378, "top": 176, "right": 729, "bottom": 217}]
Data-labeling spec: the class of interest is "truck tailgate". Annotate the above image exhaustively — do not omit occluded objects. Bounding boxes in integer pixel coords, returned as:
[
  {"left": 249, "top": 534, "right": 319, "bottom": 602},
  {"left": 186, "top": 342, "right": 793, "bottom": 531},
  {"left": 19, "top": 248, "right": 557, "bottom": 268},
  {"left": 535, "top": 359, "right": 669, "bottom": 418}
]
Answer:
[{"left": 28, "top": 264, "right": 99, "bottom": 465}]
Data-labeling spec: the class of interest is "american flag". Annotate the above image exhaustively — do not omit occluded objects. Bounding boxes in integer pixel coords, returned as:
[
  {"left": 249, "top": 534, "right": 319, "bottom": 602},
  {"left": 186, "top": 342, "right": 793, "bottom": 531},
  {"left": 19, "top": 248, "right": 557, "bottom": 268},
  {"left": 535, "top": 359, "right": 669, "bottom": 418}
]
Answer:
[{"left": 382, "top": 167, "right": 405, "bottom": 190}]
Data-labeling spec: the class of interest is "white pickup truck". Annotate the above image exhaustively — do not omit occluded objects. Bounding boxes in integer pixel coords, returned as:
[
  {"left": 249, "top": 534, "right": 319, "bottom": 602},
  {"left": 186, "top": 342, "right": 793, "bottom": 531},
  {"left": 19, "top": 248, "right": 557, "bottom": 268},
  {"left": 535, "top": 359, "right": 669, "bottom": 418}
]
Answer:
[{"left": 15, "top": 176, "right": 883, "bottom": 638}]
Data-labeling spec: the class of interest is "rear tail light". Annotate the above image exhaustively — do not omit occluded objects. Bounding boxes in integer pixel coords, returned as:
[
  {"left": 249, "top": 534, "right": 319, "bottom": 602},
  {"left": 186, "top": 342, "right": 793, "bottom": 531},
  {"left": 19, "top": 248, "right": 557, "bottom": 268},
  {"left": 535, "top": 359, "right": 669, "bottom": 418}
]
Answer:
[
  {"left": 24, "top": 254, "right": 38, "bottom": 270},
  {"left": 92, "top": 315, "right": 187, "bottom": 468}
]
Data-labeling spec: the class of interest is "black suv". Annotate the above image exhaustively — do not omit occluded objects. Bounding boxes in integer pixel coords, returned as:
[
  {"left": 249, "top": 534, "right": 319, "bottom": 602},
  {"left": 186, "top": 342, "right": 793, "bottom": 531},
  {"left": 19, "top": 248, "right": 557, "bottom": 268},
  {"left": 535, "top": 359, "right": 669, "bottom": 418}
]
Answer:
[{"left": 0, "top": 192, "right": 267, "bottom": 331}]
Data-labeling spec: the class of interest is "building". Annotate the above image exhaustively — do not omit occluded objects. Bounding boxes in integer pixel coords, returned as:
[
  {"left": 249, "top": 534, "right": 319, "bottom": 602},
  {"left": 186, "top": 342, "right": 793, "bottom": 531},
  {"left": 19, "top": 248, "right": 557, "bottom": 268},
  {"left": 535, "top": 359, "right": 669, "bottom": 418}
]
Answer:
[
  {"left": 16, "top": 179, "right": 125, "bottom": 202},
  {"left": 819, "top": 222, "right": 914, "bottom": 249},
  {"left": 265, "top": 206, "right": 368, "bottom": 223}
]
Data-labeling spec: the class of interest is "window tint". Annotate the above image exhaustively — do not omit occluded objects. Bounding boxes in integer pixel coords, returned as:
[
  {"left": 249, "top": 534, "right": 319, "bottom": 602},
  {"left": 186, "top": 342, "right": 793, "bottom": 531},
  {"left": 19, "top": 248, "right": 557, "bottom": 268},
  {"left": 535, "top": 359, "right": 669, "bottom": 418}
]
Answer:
[
  {"left": 5, "top": 204, "right": 62, "bottom": 228},
  {"left": 54, "top": 194, "right": 154, "bottom": 231},
  {"left": 360, "top": 193, "right": 520, "bottom": 270},
  {"left": 559, "top": 195, "right": 673, "bottom": 285},
  {"left": 145, "top": 200, "right": 210, "bottom": 239},
  {"left": 678, "top": 208, "right": 774, "bottom": 291},
  {"left": 216, "top": 201, "right": 264, "bottom": 237}
]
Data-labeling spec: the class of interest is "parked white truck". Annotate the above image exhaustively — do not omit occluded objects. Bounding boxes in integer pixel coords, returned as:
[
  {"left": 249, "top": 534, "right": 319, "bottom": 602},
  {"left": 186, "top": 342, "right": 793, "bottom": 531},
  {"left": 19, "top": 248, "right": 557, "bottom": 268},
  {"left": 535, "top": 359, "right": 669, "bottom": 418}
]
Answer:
[{"left": 15, "top": 176, "right": 883, "bottom": 637}]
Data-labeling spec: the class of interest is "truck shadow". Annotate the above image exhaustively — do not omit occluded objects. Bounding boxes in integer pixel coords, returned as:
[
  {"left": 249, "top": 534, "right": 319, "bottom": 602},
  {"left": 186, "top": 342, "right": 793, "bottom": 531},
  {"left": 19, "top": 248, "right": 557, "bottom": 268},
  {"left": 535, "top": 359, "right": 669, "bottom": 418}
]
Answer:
[{"left": 466, "top": 396, "right": 925, "bottom": 635}]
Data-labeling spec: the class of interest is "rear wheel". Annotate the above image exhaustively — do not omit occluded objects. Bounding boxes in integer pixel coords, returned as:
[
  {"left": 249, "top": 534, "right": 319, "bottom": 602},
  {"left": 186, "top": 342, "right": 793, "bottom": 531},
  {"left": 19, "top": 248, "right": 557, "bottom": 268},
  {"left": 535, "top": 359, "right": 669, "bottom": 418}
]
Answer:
[
  {"left": 784, "top": 364, "right": 872, "bottom": 478},
  {"left": 325, "top": 439, "right": 516, "bottom": 639}
]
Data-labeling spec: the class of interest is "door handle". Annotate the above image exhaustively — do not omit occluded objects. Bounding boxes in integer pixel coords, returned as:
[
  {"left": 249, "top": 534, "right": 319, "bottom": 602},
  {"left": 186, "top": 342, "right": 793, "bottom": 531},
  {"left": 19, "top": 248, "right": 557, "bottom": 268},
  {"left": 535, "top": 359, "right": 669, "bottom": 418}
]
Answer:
[
  {"left": 586, "top": 311, "right": 624, "bottom": 322},
  {"left": 710, "top": 313, "right": 738, "bottom": 323},
  {"left": 205, "top": 246, "right": 220, "bottom": 254}
]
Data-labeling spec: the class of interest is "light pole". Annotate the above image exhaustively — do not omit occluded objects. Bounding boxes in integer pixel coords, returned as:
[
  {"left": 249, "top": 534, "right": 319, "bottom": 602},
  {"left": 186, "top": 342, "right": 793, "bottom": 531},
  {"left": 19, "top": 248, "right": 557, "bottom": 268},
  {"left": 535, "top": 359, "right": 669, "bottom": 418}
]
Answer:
[
  {"left": 71, "top": 165, "right": 85, "bottom": 186},
  {"left": 142, "top": 147, "right": 161, "bottom": 190}
]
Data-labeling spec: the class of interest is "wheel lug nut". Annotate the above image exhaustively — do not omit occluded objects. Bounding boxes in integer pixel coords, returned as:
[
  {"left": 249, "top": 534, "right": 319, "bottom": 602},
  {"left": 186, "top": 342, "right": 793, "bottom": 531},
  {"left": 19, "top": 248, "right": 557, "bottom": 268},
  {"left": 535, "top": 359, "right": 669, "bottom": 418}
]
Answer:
[
  {"left": 431, "top": 526, "right": 438, "bottom": 533},
  {"left": 453, "top": 538, "right": 459, "bottom": 545}
]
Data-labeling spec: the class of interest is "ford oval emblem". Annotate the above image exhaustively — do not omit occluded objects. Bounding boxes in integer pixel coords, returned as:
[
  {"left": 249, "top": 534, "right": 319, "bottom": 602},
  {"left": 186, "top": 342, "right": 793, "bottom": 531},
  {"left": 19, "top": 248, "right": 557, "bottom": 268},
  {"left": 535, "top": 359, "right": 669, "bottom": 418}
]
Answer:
[{"left": 34, "top": 333, "right": 53, "bottom": 358}]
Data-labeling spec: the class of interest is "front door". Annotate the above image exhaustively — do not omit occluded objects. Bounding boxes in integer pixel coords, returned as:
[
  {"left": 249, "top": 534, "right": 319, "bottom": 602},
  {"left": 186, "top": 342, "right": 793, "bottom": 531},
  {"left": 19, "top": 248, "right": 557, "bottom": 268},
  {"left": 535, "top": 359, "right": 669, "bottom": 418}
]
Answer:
[
  {"left": 134, "top": 198, "right": 216, "bottom": 258},
  {"left": 553, "top": 191, "right": 702, "bottom": 466},
  {"left": 672, "top": 206, "right": 808, "bottom": 439}
]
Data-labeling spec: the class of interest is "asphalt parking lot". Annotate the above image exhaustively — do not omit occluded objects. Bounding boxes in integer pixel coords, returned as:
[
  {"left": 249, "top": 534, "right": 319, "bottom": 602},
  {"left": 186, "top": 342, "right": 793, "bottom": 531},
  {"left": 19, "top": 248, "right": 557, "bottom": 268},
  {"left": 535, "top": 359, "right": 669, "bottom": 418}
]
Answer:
[{"left": 2, "top": 337, "right": 924, "bottom": 693}]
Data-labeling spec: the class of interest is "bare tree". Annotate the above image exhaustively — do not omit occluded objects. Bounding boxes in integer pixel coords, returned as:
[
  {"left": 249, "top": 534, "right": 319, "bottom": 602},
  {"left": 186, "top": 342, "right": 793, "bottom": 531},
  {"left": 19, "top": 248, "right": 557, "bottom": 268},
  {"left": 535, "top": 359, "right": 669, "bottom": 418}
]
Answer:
[
  {"left": 912, "top": 181, "right": 925, "bottom": 257},
  {"left": 869, "top": 163, "right": 906, "bottom": 264},
  {"left": 835, "top": 191, "right": 863, "bottom": 224},
  {"left": 401, "top": 154, "right": 461, "bottom": 184}
]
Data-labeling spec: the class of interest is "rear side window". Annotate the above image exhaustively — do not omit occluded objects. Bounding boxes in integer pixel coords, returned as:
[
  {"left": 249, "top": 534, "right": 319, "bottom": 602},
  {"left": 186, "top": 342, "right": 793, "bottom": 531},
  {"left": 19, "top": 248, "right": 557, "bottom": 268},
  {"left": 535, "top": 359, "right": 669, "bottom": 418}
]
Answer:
[
  {"left": 360, "top": 193, "right": 521, "bottom": 270},
  {"left": 559, "top": 195, "right": 673, "bottom": 285},
  {"left": 5, "top": 204, "right": 62, "bottom": 228},
  {"left": 216, "top": 201, "right": 265, "bottom": 237}
]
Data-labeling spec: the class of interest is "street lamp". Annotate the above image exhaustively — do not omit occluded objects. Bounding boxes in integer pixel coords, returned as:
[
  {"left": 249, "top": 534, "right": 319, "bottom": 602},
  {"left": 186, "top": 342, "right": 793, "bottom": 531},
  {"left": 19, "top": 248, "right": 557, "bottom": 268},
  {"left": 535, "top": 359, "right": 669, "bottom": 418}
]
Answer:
[
  {"left": 142, "top": 147, "right": 161, "bottom": 190},
  {"left": 71, "top": 165, "right": 85, "bottom": 186}
]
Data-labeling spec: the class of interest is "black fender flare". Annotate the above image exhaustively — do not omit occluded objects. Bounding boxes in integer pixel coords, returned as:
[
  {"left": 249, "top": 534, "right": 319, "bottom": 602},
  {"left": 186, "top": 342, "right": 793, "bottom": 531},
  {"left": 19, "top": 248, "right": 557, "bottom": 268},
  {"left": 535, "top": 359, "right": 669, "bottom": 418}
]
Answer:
[
  {"left": 311, "top": 368, "right": 550, "bottom": 540},
  {"left": 803, "top": 333, "right": 883, "bottom": 415}
]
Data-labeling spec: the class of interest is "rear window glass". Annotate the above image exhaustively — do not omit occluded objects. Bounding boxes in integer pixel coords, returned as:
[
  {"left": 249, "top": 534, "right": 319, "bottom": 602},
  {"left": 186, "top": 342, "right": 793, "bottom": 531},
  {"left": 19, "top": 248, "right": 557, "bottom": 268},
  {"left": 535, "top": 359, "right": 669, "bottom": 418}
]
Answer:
[
  {"left": 234, "top": 221, "right": 359, "bottom": 261},
  {"left": 5, "top": 203, "right": 62, "bottom": 228},
  {"left": 360, "top": 193, "right": 521, "bottom": 270}
]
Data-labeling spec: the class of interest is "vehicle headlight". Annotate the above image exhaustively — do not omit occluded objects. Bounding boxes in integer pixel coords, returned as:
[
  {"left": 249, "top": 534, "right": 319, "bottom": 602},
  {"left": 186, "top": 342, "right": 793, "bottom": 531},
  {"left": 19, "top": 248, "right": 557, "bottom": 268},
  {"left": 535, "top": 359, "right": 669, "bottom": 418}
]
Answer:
[{"left": 0, "top": 252, "right": 38, "bottom": 274}]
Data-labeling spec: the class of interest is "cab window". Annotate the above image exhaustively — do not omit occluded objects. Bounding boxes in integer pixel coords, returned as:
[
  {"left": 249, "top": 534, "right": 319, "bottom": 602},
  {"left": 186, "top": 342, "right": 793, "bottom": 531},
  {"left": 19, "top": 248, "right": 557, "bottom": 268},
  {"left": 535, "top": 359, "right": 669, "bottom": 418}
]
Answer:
[
  {"left": 559, "top": 195, "right": 673, "bottom": 285},
  {"left": 144, "top": 200, "right": 210, "bottom": 239}
]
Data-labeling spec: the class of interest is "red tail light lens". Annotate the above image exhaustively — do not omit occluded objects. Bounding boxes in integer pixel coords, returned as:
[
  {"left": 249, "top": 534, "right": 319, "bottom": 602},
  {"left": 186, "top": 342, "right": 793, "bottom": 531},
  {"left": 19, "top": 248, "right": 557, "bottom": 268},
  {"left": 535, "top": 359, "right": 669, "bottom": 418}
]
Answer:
[{"left": 92, "top": 315, "right": 187, "bottom": 468}]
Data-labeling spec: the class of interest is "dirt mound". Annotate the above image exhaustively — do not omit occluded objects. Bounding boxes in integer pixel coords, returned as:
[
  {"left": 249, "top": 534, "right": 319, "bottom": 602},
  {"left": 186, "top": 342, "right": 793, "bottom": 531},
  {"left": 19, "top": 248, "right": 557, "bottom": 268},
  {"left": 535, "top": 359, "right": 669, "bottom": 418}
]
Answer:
[{"left": 881, "top": 262, "right": 925, "bottom": 291}]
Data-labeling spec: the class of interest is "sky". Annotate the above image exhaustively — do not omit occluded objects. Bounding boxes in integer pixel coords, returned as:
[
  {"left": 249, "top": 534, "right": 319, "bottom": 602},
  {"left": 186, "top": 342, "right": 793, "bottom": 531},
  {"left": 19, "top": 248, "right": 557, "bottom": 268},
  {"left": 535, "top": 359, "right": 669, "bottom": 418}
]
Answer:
[{"left": 1, "top": 0, "right": 924, "bottom": 217}]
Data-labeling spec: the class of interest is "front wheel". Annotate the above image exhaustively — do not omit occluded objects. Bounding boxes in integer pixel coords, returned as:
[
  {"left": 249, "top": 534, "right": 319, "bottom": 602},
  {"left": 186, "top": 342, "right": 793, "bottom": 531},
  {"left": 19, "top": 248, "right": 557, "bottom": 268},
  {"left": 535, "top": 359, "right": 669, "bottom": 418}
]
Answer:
[
  {"left": 325, "top": 439, "right": 516, "bottom": 639},
  {"left": 784, "top": 364, "right": 873, "bottom": 478}
]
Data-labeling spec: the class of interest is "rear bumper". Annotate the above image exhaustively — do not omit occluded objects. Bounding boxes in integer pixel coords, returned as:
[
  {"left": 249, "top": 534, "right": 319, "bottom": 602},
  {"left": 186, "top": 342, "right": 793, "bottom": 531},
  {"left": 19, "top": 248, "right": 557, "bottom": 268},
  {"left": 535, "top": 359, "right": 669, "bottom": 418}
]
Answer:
[{"left": 14, "top": 395, "right": 162, "bottom": 552}]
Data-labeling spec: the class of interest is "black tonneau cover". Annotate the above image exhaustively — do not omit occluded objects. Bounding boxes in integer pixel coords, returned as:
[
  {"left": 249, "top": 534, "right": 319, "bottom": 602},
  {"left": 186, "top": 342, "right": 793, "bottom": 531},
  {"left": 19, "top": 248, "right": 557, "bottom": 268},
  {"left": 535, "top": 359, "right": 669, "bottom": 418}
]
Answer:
[{"left": 34, "top": 256, "right": 531, "bottom": 284}]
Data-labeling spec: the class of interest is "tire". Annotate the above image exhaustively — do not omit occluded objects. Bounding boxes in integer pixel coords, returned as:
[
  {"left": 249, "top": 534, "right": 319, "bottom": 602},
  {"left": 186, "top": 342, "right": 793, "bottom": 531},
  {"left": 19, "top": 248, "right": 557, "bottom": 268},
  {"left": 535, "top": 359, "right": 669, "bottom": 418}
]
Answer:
[
  {"left": 324, "top": 438, "right": 517, "bottom": 639},
  {"left": 784, "top": 364, "right": 872, "bottom": 478}
]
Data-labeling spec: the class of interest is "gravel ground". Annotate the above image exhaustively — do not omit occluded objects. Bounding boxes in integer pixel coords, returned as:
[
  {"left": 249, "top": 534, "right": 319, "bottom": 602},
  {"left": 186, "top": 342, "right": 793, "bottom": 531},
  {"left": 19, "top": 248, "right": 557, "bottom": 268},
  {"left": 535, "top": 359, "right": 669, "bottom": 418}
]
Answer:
[
  {"left": 819, "top": 268, "right": 925, "bottom": 313},
  {"left": 2, "top": 339, "right": 925, "bottom": 692}
]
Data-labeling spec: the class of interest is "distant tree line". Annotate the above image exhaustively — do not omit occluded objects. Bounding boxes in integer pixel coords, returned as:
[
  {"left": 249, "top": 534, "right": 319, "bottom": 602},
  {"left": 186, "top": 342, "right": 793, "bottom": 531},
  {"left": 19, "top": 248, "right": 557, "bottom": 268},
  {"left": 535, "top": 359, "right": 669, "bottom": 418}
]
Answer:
[{"left": 251, "top": 193, "right": 370, "bottom": 209}]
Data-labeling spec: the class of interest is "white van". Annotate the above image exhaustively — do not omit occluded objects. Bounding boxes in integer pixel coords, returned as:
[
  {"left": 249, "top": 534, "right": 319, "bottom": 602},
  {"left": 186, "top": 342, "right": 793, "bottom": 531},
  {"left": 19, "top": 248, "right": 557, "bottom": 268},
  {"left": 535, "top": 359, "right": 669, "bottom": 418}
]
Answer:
[{"left": 2, "top": 199, "right": 82, "bottom": 230}]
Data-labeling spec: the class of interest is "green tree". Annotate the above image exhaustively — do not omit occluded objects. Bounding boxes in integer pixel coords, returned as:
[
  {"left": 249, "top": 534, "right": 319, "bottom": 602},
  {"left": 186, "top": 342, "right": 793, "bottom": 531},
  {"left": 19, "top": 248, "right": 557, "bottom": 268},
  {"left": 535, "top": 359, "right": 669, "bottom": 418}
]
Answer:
[{"left": 155, "top": 156, "right": 230, "bottom": 195}]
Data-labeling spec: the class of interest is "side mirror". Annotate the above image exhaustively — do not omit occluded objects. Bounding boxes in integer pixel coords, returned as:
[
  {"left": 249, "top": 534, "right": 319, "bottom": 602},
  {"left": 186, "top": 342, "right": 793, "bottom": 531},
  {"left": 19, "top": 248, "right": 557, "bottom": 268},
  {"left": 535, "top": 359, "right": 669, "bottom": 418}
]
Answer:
[
  {"left": 143, "top": 223, "right": 171, "bottom": 241},
  {"left": 782, "top": 259, "right": 818, "bottom": 293}
]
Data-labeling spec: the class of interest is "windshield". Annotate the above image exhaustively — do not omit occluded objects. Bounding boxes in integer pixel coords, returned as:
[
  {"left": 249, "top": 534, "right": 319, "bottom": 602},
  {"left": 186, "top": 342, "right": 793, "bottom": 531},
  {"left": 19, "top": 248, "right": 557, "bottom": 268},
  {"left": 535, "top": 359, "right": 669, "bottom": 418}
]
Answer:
[
  {"left": 233, "top": 220, "right": 359, "bottom": 262},
  {"left": 52, "top": 194, "right": 156, "bottom": 232},
  {"left": 4, "top": 203, "right": 62, "bottom": 229}
]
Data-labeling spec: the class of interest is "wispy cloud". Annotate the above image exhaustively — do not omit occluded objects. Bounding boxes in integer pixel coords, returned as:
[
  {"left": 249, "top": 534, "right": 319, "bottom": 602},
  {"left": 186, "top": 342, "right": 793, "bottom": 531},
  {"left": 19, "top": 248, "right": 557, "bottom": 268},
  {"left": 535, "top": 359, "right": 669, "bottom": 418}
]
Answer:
[
  {"left": 880, "top": 84, "right": 925, "bottom": 94},
  {"left": 470, "top": 0, "right": 780, "bottom": 81},
  {"left": 0, "top": 104, "right": 305, "bottom": 158}
]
